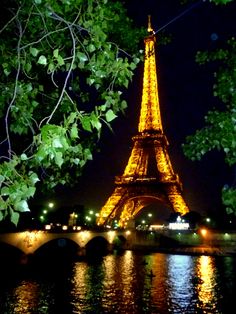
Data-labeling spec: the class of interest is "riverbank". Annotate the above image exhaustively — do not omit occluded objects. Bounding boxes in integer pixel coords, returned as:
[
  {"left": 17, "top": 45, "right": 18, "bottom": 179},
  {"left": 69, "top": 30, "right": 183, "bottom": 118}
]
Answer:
[{"left": 130, "top": 244, "right": 236, "bottom": 257}]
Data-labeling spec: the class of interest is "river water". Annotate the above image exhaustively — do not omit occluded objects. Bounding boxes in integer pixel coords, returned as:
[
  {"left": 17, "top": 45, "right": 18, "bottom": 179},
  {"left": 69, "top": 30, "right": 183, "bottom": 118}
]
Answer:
[{"left": 0, "top": 250, "right": 235, "bottom": 314}]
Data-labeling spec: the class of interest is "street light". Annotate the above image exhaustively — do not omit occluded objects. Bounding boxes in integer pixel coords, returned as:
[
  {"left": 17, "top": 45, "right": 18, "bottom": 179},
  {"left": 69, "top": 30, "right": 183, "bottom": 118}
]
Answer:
[
  {"left": 48, "top": 202, "right": 54, "bottom": 209},
  {"left": 200, "top": 228, "right": 208, "bottom": 237}
]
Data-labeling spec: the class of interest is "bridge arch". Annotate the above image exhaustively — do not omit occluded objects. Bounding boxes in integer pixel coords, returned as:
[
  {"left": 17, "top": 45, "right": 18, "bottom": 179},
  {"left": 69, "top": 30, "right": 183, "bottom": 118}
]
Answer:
[
  {"left": 113, "top": 235, "right": 127, "bottom": 250},
  {"left": 85, "top": 236, "right": 110, "bottom": 257},
  {"left": 122, "top": 196, "right": 173, "bottom": 226},
  {"left": 33, "top": 237, "right": 81, "bottom": 263},
  {"left": 0, "top": 242, "right": 24, "bottom": 265}
]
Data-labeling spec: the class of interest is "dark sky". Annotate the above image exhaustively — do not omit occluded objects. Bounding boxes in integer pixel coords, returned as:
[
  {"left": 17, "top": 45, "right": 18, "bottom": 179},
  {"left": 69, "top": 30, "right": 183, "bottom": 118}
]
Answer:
[{"left": 52, "top": 0, "right": 235, "bottom": 219}]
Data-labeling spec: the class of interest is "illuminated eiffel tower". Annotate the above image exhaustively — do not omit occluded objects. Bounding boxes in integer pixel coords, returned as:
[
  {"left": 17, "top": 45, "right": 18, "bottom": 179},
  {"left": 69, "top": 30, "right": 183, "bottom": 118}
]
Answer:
[{"left": 97, "top": 17, "right": 190, "bottom": 228}]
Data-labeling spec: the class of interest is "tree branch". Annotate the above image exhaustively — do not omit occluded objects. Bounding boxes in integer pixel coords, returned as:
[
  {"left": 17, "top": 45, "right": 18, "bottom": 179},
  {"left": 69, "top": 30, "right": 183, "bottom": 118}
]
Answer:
[{"left": 4, "top": 18, "right": 23, "bottom": 159}]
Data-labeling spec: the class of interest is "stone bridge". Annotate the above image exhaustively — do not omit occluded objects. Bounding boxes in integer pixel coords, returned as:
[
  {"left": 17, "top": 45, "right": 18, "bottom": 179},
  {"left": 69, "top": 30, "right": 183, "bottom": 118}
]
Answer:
[
  {"left": 0, "top": 230, "right": 135, "bottom": 263},
  {"left": 1, "top": 229, "right": 235, "bottom": 264}
]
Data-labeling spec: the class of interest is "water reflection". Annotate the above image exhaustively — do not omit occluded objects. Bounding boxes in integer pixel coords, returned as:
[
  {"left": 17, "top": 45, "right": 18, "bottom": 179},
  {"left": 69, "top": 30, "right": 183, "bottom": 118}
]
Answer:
[
  {"left": 0, "top": 278, "right": 54, "bottom": 314},
  {"left": 11, "top": 281, "right": 40, "bottom": 313},
  {"left": 196, "top": 255, "right": 219, "bottom": 313},
  {"left": 71, "top": 263, "right": 87, "bottom": 310},
  {"left": 70, "top": 253, "right": 222, "bottom": 313},
  {"left": 150, "top": 253, "right": 169, "bottom": 313},
  {"left": 119, "top": 251, "right": 136, "bottom": 311},
  {"left": 0, "top": 252, "right": 236, "bottom": 313},
  {"left": 167, "top": 254, "right": 194, "bottom": 313}
]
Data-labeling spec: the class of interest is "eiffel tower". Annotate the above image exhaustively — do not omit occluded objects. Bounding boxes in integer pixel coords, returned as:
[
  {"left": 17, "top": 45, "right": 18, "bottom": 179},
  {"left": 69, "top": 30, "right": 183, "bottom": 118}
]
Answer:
[{"left": 97, "top": 17, "right": 190, "bottom": 228}]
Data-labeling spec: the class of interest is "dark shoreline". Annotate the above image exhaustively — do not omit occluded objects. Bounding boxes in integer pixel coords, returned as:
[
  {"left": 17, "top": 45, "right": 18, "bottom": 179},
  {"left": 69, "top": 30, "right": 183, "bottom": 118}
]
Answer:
[{"left": 129, "top": 245, "right": 236, "bottom": 257}]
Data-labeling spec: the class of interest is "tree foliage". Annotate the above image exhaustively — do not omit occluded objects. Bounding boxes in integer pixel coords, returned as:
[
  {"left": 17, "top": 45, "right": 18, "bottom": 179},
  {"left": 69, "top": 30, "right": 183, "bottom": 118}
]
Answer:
[
  {"left": 183, "top": 0, "right": 236, "bottom": 215},
  {"left": 0, "top": 0, "right": 145, "bottom": 225}
]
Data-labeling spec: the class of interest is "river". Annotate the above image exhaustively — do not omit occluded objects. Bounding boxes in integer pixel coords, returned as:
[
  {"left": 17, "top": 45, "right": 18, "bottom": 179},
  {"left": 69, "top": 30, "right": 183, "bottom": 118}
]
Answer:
[{"left": 0, "top": 250, "right": 235, "bottom": 313}]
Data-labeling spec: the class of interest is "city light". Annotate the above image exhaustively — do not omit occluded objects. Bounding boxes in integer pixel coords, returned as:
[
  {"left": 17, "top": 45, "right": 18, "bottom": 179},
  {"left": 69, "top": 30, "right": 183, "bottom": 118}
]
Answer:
[
  {"left": 149, "top": 224, "right": 164, "bottom": 231},
  {"left": 48, "top": 202, "right": 54, "bottom": 208},
  {"left": 168, "top": 216, "right": 189, "bottom": 230},
  {"left": 200, "top": 228, "right": 208, "bottom": 237}
]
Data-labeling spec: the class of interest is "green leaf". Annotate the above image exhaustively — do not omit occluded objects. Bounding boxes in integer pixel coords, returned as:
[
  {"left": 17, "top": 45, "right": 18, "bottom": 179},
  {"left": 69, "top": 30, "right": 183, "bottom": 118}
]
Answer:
[
  {"left": 48, "top": 63, "right": 55, "bottom": 72},
  {"left": 105, "top": 109, "right": 117, "bottom": 122},
  {"left": 67, "top": 112, "right": 77, "bottom": 124},
  {"left": 37, "top": 55, "right": 47, "bottom": 65},
  {"left": 0, "top": 175, "right": 4, "bottom": 184},
  {"left": 87, "top": 77, "right": 95, "bottom": 86},
  {"left": 81, "top": 116, "right": 92, "bottom": 132},
  {"left": 20, "top": 153, "right": 28, "bottom": 160},
  {"left": 39, "top": 85, "right": 44, "bottom": 92},
  {"left": 15, "top": 200, "right": 30, "bottom": 212},
  {"left": 3, "top": 69, "right": 10, "bottom": 76},
  {"left": 25, "top": 62, "right": 32, "bottom": 72},
  {"left": 129, "top": 62, "right": 136, "bottom": 70},
  {"left": 53, "top": 49, "right": 59, "bottom": 58},
  {"left": 29, "top": 172, "right": 40, "bottom": 184},
  {"left": 10, "top": 212, "right": 20, "bottom": 226},
  {"left": 52, "top": 138, "right": 63, "bottom": 148},
  {"left": 73, "top": 158, "right": 80, "bottom": 165},
  {"left": 77, "top": 51, "right": 88, "bottom": 62},
  {"left": 121, "top": 100, "right": 127, "bottom": 109},
  {"left": 27, "top": 186, "right": 36, "bottom": 198},
  {"left": 55, "top": 152, "right": 63, "bottom": 167},
  {"left": 26, "top": 83, "right": 33, "bottom": 92},
  {"left": 84, "top": 148, "right": 93, "bottom": 160},
  {"left": 30, "top": 47, "right": 39, "bottom": 57},
  {"left": 57, "top": 55, "right": 65, "bottom": 66},
  {"left": 1, "top": 186, "right": 9, "bottom": 196},
  {"left": 70, "top": 124, "right": 78, "bottom": 139},
  {"left": 88, "top": 44, "right": 96, "bottom": 52},
  {"left": 91, "top": 117, "right": 102, "bottom": 131}
]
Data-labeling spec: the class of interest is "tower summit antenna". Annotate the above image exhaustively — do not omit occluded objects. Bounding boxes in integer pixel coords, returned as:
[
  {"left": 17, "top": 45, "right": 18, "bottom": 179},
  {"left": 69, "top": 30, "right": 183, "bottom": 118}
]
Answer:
[{"left": 148, "top": 15, "right": 154, "bottom": 34}]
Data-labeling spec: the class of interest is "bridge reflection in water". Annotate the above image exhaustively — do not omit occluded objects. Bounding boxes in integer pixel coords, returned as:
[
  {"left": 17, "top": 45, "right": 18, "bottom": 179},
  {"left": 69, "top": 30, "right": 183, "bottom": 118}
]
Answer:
[{"left": 0, "top": 249, "right": 235, "bottom": 313}]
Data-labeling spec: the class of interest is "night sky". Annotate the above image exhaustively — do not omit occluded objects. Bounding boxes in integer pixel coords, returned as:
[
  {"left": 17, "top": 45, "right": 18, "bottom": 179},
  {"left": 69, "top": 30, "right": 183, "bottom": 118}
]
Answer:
[{"left": 51, "top": 0, "right": 235, "bottom": 221}]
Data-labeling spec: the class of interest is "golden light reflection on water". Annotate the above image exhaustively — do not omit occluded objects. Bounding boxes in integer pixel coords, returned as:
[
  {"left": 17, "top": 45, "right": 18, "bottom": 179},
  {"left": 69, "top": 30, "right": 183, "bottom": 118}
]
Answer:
[
  {"left": 119, "top": 250, "right": 136, "bottom": 309},
  {"left": 12, "top": 280, "right": 43, "bottom": 313},
  {"left": 71, "top": 262, "right": 87, "bottom": 304},
  {"left": 71, "top": 251, "right": 138, "bottom": 313},
  {"left": 3, "top": 252, "right": 229, "bottom": 314},
  {"left": 150, "top": 253, "right": 169, "bottom": 311},
  {"left": 103, "top": 254, "right": 116, "bottom": 284},
  {"left": 69, "top": 252, "right": 223, "bottom": 313},
  {"left": 196, "top": 255, "right": 218, "bottom": 310}
]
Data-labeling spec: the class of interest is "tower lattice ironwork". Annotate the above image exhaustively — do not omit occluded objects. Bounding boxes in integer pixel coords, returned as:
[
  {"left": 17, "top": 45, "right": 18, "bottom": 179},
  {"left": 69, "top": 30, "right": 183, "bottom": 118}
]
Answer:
[{"left": 97, "top": 19, "right": 190, "bottom": 228}]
